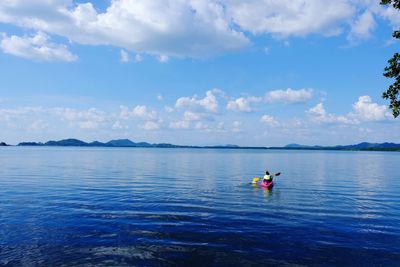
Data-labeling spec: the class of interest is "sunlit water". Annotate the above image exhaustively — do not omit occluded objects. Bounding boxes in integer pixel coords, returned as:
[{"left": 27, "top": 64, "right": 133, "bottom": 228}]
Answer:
[{"left": 0, "top": 147, "right": 399, "bottom": 266}]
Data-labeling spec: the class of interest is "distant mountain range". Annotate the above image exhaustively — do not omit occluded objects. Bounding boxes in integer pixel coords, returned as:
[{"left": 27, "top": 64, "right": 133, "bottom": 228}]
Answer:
[
  {"left": 283, "top": 142, "right": 400, "bottom": 151},
  {"left": 16, "top": 138, "right": 240, "bottom": 149},
  {"left": 0, "top": 139, "right": 398, "bottom": 151}
]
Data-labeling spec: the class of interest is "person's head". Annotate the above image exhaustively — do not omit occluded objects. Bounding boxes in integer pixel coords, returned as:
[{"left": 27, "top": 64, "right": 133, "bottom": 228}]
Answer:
[{"left": 265, "top": 171, "right": 270, "bottom": 175}]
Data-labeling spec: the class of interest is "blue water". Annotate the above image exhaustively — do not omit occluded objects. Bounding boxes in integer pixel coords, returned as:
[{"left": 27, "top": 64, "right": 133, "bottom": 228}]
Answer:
[{"left": 0, "top": 147, "right": 399, "bottom": 266}]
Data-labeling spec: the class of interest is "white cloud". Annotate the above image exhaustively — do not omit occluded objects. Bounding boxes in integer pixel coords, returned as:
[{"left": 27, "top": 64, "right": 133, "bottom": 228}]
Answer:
[
  {"left": 0, "top": 0, "right": 248, "bottom": 58},
  {"left": 233, "top": 121, "right": 241, "bottom": 128},
  {"left": 307, "top": 103, "right": 355, "bottom": 124},
  {"left": 0, "top": 107, "right": 44, "bottom": 122},
  {"left": 54, "top": 107, "right": 107, "bottom": 129},
  {"left": 132, "top": 106, "right": 149, "bottom": 118},
  {"left": 375, "top": 3, "right": 400, "bottom": 29},
  {"left": 0, "top": 0, "right": 396, "bottom": 60},
  {"left": 348, "top": 11, "right": 376, "bottom": 41},
  {"left": 260, "top": 115, "right": 280, "bottom": 127},
  {"left": 266, "top": 88, "right": 313, "bottom": 104},
  {"left": 0, "top": 32, "right": 77, "bottom": 62},
  {"left": 0, "top": 106, "right": 111, "bottom": 131},
  {"left": 157, "top": 94, "right": 163, "bottom": 101},
  {"left": 308, "top": 96, "right": 392, "bottom": 125},
  {"left": 120, "top": 49, "right": 129, "bottom": 63},
  {"left": 158, "top": 55, "right": 169, "bottom": 63},
  {"left": 30, "top": 120, "right": 48, "bottom": 131},
  {"left": 195, "top": 122, "right": 209, "bottom": 130},
  {"left": 307, "top": 103, "right": 356, "bottom": 124},
  {"left": 226, "top": 96, "right": 261, "bottom": 112},
  {"left": 112, "top": 120, "right": 127, "bottom": 129},
  {"left": 119, "top": 105, "right": 157, "bottom": 120},
  {"left": 79, "top": 120, "right": 99, "bottom": 129},
  {"left": 169, "top": 120, "right": 189, "bottom": 129},
  {"left": 164, "top": 106, "right": 174, "bottom": 113},
  {"left": 232, "top": 120, "right": 242, "bottom": 132},
  {"left": 134, "top": 54, "right": 143, "bottom": 62},
  {"left": 175, "top": 90, "right": 219, "bottom": 113},
  {"left": 1, "top": 92, "right": 398, "bottom": 145},
  {"left": 140, "top": 121, "right": 160, "bottom": 130},
  {"left": 226, "top": 0, "right": 355, "bottom": 37},
  {"left": 351, "top": 96, "right": 391, "bottom": 121},
  {"left": 308, "top": 103, "right": 326, "bottom": 117},
  {"left": 184, "top": 111, "right": 203, "bottom": 121}
]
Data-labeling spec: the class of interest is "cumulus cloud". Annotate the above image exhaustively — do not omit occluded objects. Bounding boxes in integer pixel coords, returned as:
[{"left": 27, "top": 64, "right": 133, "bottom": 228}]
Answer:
[
  {"left": 134, "top": 54, "right": 143, "bottom": 62},
  {"left": 158, "top": 55, "right": 169, "bottom": 63},
  {"left": 54, "top": 107, "right": 107, "bottom": 129},
  {"left": 307, "top": 103, "right": 355, "bottom": 124},
  {"left": 0, "top": 32, "right": 77, "bottom": 62},
  {"left": 0, "top": 92, "right": 397, "bottom": 144},
  {"left": 120, "top": 49, "right": 129, "bottom": 63},
  {"left": 175, "top": 90, "right": 219, "bottom": 113},
  {"left": 195, "top": 122, "right": 209, "bottom": 130},
  {"left": 164, "top": 106, "right": 174, "bottom": 113},
  {"left": 0, "top": 106, "right": 88, "bottom": 133},
  {"left": 1, "top": 0, "right": 394, "bottom": 61},
  {"left": 0, "top": 0, "right": 249, "bottom": 59},
  {"left": 308, "top": 96, "right": 392, "bottom": 125},
  {"left": 266, "top": 88, "right": 314, "bottom": 104},
  {"left": 375, "top": 3, "right": 400, "bottom": 29},
  {"left": 348, "top": 11, "right": 376, "bottom": 41},
  {"left": 183, "top": 111, "right": 204, "bottom": 121},
  {"left": 169, "top": 120, "right": 189, "bottom": 129},
  {"left": 226, "top": 96, "right": 261, "bottom": 112},
  {"left": 140, "top": 121, "right": 160, "bottom": 130},
  {"left": 112, "top": 120, "right": 127, "bottom": 129},
  {"left": 351, "top": 96, "right": 391, "bottom": 121},
  {"left": 119, "top": 105, "right": 157, "bottom": 120},
  {"left": 225, "top": 0, "right": 355, "bottom": 37},
  {"left": 0, "top": 107, "right": 45, "bottom": 129},
  {"left": 0, "top": 107, "right": 41, "bottom": 121},
  {"left": 168, "top": 110, "right": 211, "bottom": 130},
  {"left": 260, "top": 114, "right": 280, "bottom": 127}
]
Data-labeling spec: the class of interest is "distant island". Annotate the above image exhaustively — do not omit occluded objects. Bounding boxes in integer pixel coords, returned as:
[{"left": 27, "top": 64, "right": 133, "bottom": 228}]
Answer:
[
  {"left": 281, "top": 142, "right": 400, "bottom": 151},
  {"left": 16, "top": 139, "right": 240, "bottom": 149},
  {"left": 0, "top": 139, "right": 395, "bottom": 151}
]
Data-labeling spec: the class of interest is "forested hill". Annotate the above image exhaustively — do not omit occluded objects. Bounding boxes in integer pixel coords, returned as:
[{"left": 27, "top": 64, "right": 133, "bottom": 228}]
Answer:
[{"left": 8, "top": 139, "right": 400, "bottom": 151}]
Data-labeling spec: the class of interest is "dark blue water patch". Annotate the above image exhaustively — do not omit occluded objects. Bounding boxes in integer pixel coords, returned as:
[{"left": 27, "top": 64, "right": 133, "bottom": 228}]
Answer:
[{"left": 0, "top": 147, "right": 400, "bottom": 266}]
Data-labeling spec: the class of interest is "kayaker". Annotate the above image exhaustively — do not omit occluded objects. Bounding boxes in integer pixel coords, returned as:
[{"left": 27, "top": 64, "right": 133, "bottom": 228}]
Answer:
[
  {"left": 263, "top": 171, "right": 274, "bottom": 183},
  {"left": 251, "top": 171, "right": 280, "bottom": 184}
]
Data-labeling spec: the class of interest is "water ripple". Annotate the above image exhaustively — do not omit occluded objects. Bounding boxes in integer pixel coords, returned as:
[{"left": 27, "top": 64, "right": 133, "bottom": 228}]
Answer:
[{"left": 0, "top": 147, "right": 399, "bottom": 266}]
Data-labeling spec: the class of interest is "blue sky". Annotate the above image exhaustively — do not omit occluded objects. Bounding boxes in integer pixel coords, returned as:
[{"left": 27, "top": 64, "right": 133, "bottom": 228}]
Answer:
[{"left": 0, "top": 0, "right": 399, "bottom": 146}]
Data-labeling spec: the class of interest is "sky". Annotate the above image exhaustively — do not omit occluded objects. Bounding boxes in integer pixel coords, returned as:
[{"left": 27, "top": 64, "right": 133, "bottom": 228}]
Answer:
[{"left": 0, "top": 0, "right": 399, "bottom": 146}]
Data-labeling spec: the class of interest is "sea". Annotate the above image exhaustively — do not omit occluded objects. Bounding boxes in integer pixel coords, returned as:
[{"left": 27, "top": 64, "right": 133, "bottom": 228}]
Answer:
[{"left": 0, "top": 147, "right": 399, "bottom": 266}]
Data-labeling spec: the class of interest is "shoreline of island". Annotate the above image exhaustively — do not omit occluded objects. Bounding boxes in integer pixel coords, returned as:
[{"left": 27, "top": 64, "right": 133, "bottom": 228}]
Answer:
[{"left": 0, "top": 139, "right": 399, "bottom": 152}]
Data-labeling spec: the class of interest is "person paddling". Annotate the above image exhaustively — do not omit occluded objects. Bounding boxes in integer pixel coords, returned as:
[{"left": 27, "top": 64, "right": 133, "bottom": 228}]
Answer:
[
  {"left": 252, "top": 171, "right": 281, "bottom": 185},
  {"left": 263, "top": 171, "right": 273, "bottom": 183}
]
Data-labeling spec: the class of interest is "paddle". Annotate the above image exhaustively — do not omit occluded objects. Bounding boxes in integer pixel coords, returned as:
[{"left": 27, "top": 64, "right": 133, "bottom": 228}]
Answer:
[{"left": 252, "top": 172, "right": 281, "bottom": 183}]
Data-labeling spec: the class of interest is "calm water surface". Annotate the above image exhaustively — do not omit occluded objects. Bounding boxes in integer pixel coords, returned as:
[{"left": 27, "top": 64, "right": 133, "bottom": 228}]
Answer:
[{"left": 0, "top": 147, "right": 399, "bottom": 266}]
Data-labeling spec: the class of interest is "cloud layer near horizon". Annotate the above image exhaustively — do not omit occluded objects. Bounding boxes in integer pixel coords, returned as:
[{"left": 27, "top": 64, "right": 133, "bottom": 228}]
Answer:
[{"left": 0, "top": 88, "right": 396, "bottom": 146}]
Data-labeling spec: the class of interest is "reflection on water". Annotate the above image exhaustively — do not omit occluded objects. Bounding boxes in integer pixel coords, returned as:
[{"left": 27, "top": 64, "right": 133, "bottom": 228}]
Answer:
[{"left": 0, "top": 147, "right": 399, "bottom": 266}]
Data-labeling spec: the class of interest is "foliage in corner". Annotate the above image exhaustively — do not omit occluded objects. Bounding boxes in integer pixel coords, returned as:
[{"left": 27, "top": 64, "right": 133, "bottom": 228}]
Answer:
[{"left": 381, "top": 0, "right": 400, "bottom": 117}]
